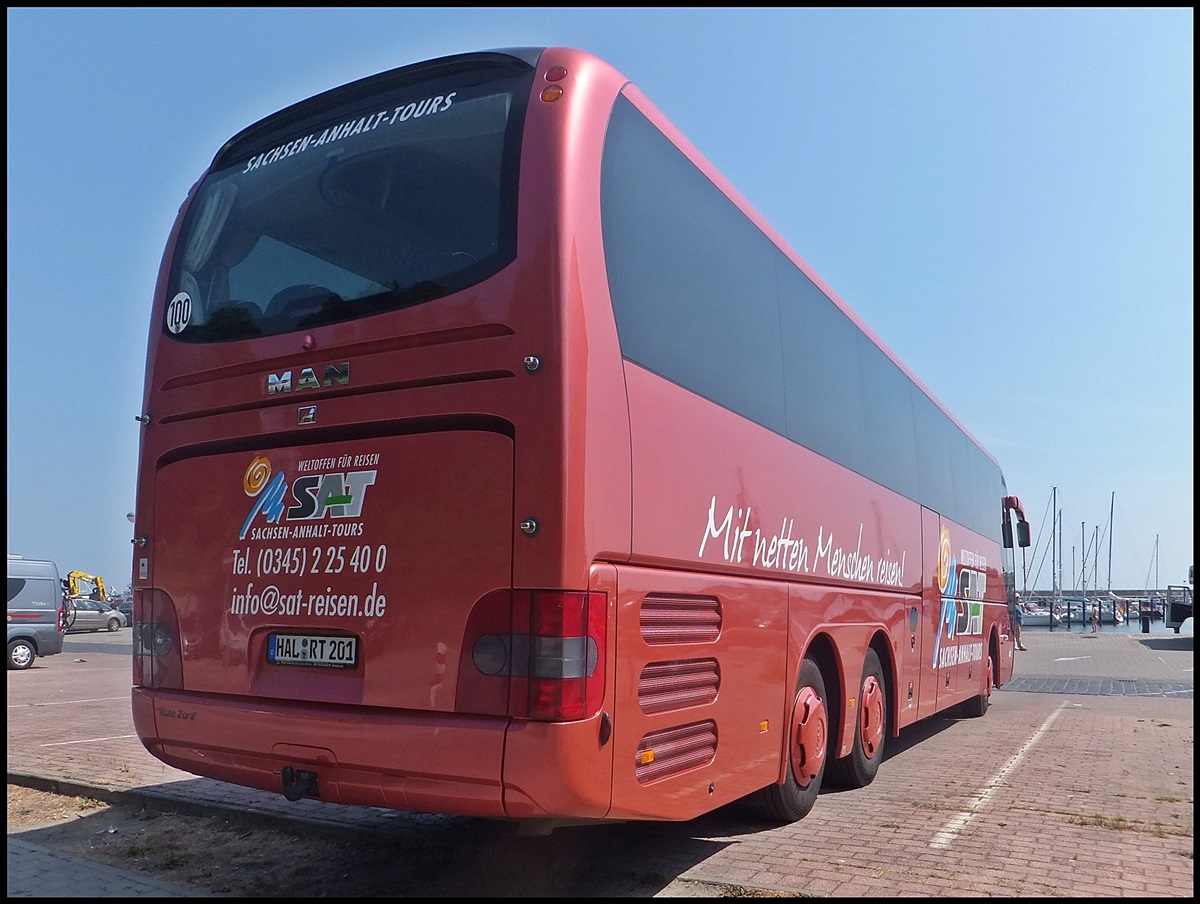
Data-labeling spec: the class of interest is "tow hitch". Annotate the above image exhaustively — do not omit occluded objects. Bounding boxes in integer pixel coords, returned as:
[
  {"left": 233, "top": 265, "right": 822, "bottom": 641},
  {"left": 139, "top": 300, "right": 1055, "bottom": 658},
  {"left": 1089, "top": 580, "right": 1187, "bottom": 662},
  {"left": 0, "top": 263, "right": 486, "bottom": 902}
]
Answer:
[{"left": 280, "top": 765, "right": 319, "bottom": 801}]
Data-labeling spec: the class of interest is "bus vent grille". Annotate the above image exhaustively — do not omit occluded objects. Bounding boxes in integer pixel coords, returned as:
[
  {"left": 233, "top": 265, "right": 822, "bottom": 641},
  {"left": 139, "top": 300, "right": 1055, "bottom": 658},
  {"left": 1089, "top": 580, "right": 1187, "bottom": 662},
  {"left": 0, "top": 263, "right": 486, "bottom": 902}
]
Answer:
[
  {"left": 638, "top": 659, "right": 720, "bottom": 714},
  {"left": 635, "top": 720, "right": 717, "bottom": 784},
  {"left": 639, "top": 595, "right": 721, "bottom": 644}
]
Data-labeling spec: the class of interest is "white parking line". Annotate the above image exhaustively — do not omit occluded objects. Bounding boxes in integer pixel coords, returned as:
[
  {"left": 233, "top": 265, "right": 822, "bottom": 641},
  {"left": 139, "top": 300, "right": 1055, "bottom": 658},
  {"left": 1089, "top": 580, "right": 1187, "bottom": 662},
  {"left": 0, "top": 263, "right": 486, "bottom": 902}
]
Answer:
[
  {"left": 8, "top": 696, "right": 129, "bottom": 708},
  {"left": 40, "top": 734, "right": 139, "bottom": 747},
  {"left": 929, "top": 701, "right": 1068, "bottom": 849}
]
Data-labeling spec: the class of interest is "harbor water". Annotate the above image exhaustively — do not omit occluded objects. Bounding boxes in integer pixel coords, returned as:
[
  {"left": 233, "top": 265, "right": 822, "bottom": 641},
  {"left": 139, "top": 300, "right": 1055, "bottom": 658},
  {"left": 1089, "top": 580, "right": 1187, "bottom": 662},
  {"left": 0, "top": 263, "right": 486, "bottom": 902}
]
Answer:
[{"left": 1022, "top": 613, "right": 1183, "bottom": 636}]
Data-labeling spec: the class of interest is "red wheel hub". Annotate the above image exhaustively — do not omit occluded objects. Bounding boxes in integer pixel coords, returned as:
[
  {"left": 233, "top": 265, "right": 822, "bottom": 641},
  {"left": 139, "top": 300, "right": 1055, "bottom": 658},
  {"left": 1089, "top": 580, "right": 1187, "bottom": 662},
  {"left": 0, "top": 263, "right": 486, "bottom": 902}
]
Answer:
[
  {"left": 789, "top": 685, "right": 827, "bottom": 786},
  {"left": 859, "top": 675, "right": 885, "bottom": 759}
]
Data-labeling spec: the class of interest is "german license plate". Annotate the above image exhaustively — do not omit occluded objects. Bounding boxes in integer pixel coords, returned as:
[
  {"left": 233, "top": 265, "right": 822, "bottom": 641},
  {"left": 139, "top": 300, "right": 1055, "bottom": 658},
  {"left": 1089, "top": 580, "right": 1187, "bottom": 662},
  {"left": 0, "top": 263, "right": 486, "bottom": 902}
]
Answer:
[{"left": 267, "top": 633, "right": 358, "bottom": 669}]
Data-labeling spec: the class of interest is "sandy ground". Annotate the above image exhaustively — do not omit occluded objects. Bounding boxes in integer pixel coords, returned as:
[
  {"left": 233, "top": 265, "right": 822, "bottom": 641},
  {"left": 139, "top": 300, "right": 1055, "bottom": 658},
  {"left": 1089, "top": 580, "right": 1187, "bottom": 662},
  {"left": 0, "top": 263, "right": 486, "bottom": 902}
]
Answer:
[
  {"left": 8, "top": 784, "right": 793, "bottom": 897},
  {"left": 8, "top": 783, "right": 426, "bottom": 897}
]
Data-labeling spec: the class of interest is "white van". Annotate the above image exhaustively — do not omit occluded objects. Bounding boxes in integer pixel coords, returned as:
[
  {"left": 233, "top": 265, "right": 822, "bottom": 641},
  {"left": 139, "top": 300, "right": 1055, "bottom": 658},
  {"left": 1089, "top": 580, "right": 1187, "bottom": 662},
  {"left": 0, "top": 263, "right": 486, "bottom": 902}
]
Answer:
[{"left": 7, "top": 555, "right": 67, "bottom": 669}]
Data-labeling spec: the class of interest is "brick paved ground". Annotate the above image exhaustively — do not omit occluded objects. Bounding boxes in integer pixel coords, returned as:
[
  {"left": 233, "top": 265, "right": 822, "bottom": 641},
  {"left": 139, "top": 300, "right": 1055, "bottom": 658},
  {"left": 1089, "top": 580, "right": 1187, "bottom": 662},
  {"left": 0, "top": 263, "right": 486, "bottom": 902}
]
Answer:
[{"left": 8, "top": 627, "right": 1193, "bottom": 897}]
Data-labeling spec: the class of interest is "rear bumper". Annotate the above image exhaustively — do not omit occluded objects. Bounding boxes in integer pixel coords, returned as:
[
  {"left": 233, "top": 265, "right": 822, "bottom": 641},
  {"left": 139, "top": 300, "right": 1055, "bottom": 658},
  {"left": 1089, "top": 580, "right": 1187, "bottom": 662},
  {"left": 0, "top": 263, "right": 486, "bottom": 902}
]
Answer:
[
  {"left": 133, "top": 687, "right": 511, "bottom": 816},
  {"left": 132, "top": 688, "right": 615, "bottom": 820}
]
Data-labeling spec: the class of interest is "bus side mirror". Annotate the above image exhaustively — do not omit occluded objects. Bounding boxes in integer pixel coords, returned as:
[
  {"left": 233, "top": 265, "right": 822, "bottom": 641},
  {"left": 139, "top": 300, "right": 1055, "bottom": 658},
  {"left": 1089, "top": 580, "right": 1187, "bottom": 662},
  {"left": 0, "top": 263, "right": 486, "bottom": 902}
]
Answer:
[
  {"left": 1017, "top": 520, "right": 1031, "bottom": 548},
  {"left": 1002, "top": 521, "right": 1013, "bottom": 549}
]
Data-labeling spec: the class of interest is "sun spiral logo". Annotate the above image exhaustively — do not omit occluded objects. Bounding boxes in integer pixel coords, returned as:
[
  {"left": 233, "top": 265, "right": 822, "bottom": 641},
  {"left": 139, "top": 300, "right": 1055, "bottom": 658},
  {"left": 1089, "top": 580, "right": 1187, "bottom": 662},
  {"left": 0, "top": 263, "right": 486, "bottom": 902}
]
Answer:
[
  {"left": 244, "top": 456, "right": 272, "bottom": 497},
  {"left": 936, "top": 527, "right": 953, "bottom": 596},
  {"left": 932, "top": 525, "right": 962, "bottom": 667},
  {"left": 239, "top": 455, "right": 290, "bottom": 540}
]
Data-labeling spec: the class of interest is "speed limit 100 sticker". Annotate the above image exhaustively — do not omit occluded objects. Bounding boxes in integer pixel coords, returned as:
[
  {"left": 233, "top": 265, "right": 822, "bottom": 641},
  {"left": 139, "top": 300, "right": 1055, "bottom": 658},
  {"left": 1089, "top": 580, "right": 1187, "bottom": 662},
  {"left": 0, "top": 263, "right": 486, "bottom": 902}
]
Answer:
[{"left": 166, "top": 291, "right": 192, "bottom": 333}]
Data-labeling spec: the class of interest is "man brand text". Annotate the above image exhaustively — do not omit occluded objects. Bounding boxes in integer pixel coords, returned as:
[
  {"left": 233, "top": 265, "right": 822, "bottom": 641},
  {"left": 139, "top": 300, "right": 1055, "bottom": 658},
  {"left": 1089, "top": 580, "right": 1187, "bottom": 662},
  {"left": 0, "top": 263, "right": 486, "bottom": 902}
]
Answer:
[{"left": 268, "top": 362, "right": 350, "bottom": 395}]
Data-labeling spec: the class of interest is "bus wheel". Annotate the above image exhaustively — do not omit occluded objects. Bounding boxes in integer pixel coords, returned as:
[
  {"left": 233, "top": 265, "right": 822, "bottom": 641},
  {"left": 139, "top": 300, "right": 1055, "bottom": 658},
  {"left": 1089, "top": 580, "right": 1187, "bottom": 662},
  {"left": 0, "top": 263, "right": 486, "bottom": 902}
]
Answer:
[
  {"left": 827, "top": 648, "right": 886, "bottom": 789},
  {"left": 747, "top": 657, "right": 828, "bottom": 823},
  {"left": 961, "top": 648, "right": 993, "bottom": 718}
]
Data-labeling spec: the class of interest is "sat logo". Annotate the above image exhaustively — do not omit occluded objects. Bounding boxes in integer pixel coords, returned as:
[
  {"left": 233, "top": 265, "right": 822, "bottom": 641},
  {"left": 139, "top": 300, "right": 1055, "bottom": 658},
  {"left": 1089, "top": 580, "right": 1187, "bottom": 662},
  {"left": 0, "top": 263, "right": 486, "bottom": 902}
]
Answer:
[
  {"left": 931, "top": 526, "right": 986, "bottom": 668},
  {"left": 239, "top": 456, "right": 376, "bottom": 540}
]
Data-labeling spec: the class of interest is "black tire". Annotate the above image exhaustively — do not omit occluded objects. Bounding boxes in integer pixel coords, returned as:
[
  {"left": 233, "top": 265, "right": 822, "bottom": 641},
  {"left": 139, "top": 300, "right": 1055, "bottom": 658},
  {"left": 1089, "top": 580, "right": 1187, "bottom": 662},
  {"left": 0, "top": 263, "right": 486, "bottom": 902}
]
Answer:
[
  {"left": 107, "top": 617, "right": 122, "bottom": 633},
  {"left": 8, "top": 639, "right": 36, "bottom": 670},
  {"left": 960, "top": 647, "right": 994, "bottom": 718},
  {"left": 826, "top": 648, "right": 887, "bottom": 789},
  {"left": 747, "top": 658, "right": 829, "bottom": 823}
]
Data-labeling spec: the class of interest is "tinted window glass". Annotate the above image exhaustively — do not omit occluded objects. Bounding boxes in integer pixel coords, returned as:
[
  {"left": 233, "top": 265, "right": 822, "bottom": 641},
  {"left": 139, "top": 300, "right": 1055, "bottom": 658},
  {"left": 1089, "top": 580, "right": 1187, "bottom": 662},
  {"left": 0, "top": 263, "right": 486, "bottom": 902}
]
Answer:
[
  {"left": 858, "top": 338, "right": 919, "bottom": 500},
  {"left": 601, "top": 95, "right": 785, "bottom": 433},
  {"left": 912, "top": 389, "right": 955, "bottom": 517},
  {"left": 165, "top": 57, "right": 533, "bottom": 342},
  {"left": 777, "top": 262, "right": 869, "bottom": 471},
  {"left": 600, "top": 93, "right": 1002, "bottom": 541}
]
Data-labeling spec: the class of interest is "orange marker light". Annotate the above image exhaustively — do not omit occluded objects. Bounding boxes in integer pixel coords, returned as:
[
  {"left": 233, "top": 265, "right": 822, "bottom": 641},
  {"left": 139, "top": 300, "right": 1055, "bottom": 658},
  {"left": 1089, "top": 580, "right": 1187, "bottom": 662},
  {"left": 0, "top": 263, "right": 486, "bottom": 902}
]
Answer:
[{"left": 540, "top": 85, "right": 564, "bottom": 103}]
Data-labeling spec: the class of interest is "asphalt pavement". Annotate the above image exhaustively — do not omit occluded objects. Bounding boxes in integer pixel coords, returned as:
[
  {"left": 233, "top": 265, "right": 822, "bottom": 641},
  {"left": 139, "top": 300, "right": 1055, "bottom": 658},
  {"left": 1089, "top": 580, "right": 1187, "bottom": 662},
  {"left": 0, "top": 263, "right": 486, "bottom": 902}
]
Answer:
[{"left": 8, "top": 623, "right": 1193, "bottom": 897}]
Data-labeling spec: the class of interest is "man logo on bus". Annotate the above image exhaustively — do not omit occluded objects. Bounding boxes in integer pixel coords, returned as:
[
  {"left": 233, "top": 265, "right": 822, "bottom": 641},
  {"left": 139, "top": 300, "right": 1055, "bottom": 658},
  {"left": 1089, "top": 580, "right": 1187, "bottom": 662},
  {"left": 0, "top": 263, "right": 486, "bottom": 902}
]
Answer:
[{"left": 238, "top": 455, "right": 377, "bottom": 540}]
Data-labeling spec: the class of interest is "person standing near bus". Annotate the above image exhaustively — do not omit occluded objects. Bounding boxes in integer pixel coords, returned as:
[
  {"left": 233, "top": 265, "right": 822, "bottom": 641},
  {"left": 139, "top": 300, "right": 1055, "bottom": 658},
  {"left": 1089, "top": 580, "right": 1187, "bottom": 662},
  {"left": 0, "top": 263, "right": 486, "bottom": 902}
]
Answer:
[
  {"left": 1091, "top": 603, "right": 1099, "bottom": 634},
  {"left": 1011, "top": 593, "right": 1027, "bottom": 650}
]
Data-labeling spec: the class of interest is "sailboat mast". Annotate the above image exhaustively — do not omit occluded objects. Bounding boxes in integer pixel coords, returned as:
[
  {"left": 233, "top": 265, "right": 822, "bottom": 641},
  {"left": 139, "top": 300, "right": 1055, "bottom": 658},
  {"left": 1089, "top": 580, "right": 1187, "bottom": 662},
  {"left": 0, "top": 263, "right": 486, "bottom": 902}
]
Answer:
[
  {"left": 1107, "top": 492, "right": 1114, "bottom": 593},
  {"left": 1051, "top": 487, "right": 1057, "bottom": 602},
  {"left": 1050, "top": 487, "right": 1061, "bottom": 630},
  {"left": 1081, "top": 521, "right": 1087, "bottom": 609},
  {"left": 1057, "top": 502, "right": 1063, "bottom": 606}
]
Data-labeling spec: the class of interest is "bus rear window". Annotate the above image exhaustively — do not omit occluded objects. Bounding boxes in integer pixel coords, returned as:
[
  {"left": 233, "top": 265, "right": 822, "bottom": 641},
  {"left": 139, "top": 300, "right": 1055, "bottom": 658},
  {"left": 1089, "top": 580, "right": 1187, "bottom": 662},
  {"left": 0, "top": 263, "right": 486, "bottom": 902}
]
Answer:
[{"left": 164, "top": 57, "right": 532, "bottom": 342}]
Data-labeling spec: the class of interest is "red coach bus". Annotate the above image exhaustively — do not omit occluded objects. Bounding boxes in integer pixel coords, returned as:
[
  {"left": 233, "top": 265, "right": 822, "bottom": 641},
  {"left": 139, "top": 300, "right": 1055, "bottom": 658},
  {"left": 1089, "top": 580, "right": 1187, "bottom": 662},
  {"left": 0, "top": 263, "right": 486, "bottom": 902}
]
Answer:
[{"left": 131, "top": 46, "right": 1031, "bottom": 828}]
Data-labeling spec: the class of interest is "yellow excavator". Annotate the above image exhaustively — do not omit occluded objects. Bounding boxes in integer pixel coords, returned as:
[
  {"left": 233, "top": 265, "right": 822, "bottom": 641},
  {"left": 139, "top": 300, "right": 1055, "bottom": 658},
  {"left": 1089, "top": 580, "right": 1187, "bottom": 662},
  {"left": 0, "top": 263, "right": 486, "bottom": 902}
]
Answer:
[
  {"left": 62, "top": 571, "right": 110, "bottom": 629},
  {"left": 66, "top": 570, "right": 110, "bottom": 602}
]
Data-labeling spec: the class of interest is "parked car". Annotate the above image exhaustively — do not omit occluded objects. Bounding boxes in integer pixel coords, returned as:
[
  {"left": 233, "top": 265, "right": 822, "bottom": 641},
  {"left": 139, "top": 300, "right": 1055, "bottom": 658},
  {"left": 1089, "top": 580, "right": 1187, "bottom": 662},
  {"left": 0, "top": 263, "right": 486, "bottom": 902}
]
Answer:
[
  {"left": 65, "top": 599, "right": 127, "bottom": 633},
  {"left": 116, "top": 597, "right": 133, "bottom": 621}
]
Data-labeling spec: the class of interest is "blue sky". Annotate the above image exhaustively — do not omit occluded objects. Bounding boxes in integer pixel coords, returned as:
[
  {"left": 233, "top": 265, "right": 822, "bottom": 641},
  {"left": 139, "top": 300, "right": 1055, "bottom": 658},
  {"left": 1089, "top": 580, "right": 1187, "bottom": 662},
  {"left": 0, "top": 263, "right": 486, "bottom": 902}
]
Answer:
[{"left": 7, "top": 8, "right": 1193, "bottom": 594}]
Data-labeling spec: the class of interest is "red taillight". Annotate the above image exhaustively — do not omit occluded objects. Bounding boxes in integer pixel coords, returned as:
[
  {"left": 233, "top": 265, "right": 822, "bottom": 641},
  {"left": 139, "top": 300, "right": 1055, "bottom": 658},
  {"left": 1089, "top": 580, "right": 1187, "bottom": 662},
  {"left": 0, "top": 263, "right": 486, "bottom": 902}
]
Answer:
[
  {"left": 521, "top": 591, "right": 606, "bottom": 722},
  {"left": 131, "top": 588, "right": 144, "bottom": 685},
  {"left": 460, "top": 589, "right": 607, "bottom": 722},
  {"left": 132, "top": 589, "right": 183, "bottom": 690}
]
